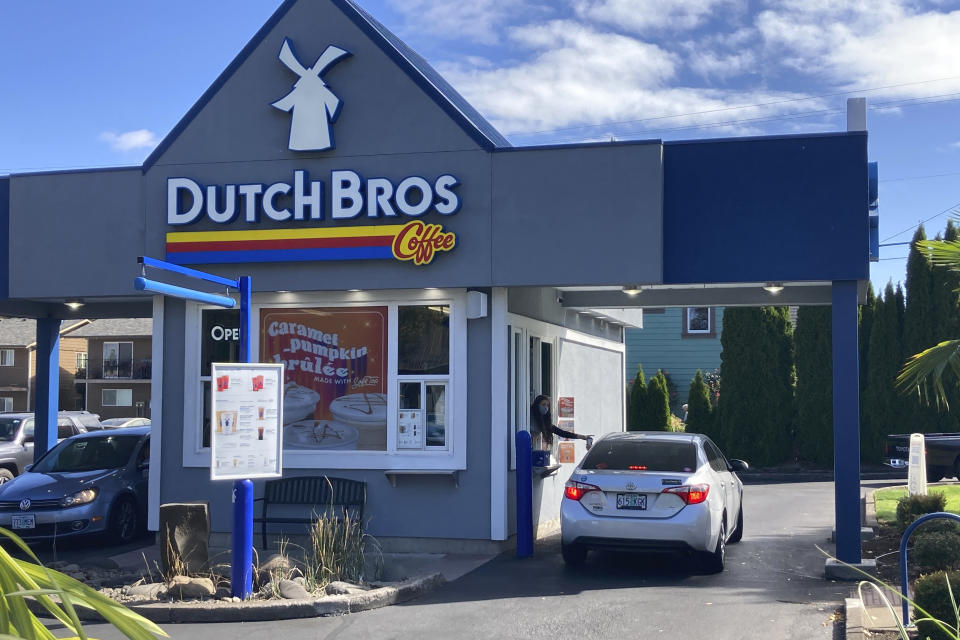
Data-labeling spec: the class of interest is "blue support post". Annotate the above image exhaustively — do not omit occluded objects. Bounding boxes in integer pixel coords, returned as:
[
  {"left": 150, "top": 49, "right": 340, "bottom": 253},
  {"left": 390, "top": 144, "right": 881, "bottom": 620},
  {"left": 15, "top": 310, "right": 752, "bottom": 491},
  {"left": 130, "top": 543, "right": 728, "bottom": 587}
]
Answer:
[
  {"left": 832, "top": 280, "right": 862, "bottom": 563},
  {"left": 516, "top": 430, "right": 533, "bottom": 558},
  {"left": 231, "top": 479, "right": 254, "bottom": 600},
  {"left": 231, "top": 276, "right": 254, "bottom": 599},
  {"left": 34, "top": 319, "right": 61, "bottom": 461}
]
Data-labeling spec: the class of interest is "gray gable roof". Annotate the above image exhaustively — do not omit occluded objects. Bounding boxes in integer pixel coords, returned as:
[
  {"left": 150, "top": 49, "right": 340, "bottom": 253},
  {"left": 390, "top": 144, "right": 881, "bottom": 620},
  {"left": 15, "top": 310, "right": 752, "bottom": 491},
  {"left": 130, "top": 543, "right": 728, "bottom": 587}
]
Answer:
[
  {"left": 68, "top": 319, "right": 153, "bottom": 339},
  {"left": 144, "top": 0, "right": 508, "bottom": 169},
  {"left": 0, "top": 318, "right": 91, "bottom": 347}
]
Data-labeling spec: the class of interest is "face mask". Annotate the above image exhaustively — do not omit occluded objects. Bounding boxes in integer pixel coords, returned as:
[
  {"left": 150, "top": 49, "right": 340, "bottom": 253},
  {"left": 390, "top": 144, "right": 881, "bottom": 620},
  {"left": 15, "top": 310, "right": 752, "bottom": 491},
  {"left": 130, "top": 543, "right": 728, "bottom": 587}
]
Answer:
[{"left": 538, "top": 405, "right": 549, "bottom": 416}]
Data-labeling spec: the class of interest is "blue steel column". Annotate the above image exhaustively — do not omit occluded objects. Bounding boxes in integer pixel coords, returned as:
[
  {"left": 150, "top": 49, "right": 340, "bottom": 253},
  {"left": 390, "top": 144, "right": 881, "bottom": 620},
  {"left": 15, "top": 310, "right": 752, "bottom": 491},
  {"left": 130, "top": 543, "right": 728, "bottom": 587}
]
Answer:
[
  {"left": 232, "top": 275, "right": 254, "bottom": 599},
  {"left": 832, "top": 280, "right": 862, "bottom": 563},
  {"left": 34, "top": 318, "right": 61, "bottom": 461}
]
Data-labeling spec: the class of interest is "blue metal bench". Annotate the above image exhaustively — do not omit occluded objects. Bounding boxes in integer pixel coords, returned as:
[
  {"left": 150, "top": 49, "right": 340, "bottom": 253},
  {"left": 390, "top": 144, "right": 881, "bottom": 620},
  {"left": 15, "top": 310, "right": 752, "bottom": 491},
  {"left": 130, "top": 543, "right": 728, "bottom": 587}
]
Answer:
[{"left": 253, "top": 476, "right": 366, "bottom": 548}]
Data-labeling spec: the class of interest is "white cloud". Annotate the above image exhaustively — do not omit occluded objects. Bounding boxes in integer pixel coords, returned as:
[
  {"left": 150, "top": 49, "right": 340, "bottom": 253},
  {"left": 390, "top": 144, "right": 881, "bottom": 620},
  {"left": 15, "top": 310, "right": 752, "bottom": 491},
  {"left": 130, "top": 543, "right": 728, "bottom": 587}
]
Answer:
[
  {"left": 439, "top": 20, "right": 820, "bottom": 137},
  {"left": 756, "top": 1, "right": 960, "bottom": 96},
  {"left": 950, "top": 141, "right": 960, "bottom": 149},
  {"left": 99, "top": 129, "right": 158, "bottom": 152},
  {"left": 573, "top": 0, "right": 746, "bottom": 33},
  {"left": 386, "top": 0, "right": 524, "bottom": 44}
]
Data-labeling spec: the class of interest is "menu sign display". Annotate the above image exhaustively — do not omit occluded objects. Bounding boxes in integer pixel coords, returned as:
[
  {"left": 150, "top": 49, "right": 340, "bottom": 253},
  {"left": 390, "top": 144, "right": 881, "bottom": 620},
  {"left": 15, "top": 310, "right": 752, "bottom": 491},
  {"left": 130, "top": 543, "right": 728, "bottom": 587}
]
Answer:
[
  {"left": 210, "top": 362, "right": 284, "bottom": 480},
  {"left": 260, "top": 307, "right": 388, "bottom": 452}
]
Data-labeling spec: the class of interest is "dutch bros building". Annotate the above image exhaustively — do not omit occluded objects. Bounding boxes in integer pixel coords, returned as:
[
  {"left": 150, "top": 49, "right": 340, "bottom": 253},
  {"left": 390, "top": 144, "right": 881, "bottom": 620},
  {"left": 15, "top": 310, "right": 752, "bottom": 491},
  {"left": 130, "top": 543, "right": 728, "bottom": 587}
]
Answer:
[{"left": 0, "top": 0, "right": 873, "bottom": 563}]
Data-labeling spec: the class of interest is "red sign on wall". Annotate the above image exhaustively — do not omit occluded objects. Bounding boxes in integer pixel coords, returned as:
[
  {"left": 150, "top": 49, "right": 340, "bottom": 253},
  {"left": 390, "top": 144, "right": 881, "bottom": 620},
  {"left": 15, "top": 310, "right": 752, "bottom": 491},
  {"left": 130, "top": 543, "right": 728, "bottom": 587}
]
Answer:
[{"left": 558, "top": 397, "right": 575, "bottom": 418}]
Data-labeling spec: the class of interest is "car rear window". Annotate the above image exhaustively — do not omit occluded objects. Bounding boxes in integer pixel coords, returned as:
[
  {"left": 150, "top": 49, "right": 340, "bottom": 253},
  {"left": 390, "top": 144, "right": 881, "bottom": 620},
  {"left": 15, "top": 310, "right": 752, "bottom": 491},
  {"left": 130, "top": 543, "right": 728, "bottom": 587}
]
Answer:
[
  {"left": 580, "top": 439, "right": 699, "bottom": 472},
  {"left": 79, "top": 415, "right": 103, "bottom": 430}
]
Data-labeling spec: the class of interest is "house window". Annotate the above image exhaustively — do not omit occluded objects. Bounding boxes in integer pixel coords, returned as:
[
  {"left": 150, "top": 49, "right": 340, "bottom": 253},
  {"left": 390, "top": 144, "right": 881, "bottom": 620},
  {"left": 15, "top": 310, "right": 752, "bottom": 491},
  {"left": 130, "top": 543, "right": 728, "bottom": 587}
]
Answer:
[
  {"left": 76, "top": 352, "right": 87, "bottom": 370},
  {"left": 103, "top": 342, "right": 133, "bottom": 378},
  {"left": 103, "top": 389, "right": 133, "bottom": 406},
  {"left": 0, "top": 350, "right": 14, "bottom": 366},
  {"left": 683, "top": 308, "right": 715, "bottom": 338},
  {"left": 0, "top": 398, "right": 12, "bottom": 412}
]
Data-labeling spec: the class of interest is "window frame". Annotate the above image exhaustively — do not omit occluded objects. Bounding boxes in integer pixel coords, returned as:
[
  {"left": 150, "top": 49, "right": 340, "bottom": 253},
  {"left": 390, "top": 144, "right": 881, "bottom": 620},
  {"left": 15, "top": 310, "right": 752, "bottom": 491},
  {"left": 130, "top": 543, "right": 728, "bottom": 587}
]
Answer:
[
  {"left": 102, "top": 341, "right": 134, "bottom": 379},
  {"left": 0, "top": 398, "right": 11, "bottom": 412},
  {"left": 682, "top": 307, "right": 715, "bottom": 338},
  {"left": 102, "top": 388, "right": 133, "bottom": 407},
  {"left": 0, "top": 349, "right": 14, "bottom": 367},
  {"left": 182, "top": 290, "right": 468, "bottom": 471}
]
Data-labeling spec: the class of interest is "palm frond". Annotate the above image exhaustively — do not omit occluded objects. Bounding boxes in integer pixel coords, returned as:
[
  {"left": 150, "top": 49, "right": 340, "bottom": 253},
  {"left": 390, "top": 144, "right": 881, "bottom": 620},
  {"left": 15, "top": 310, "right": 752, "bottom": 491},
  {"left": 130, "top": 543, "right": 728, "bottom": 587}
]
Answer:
[
  {"left": 897, "top": 339, "right": 960, "bottom": 409},
  {"left": 916, "top": 239, "right": 960, "bottom": 272}
]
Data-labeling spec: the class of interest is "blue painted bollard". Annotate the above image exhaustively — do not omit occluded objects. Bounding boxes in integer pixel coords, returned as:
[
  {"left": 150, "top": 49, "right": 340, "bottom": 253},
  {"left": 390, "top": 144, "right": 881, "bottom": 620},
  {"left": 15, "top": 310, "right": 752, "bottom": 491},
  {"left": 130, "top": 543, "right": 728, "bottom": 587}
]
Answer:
[{"left": 232, "top": 479, "right": 254, "bottom": 599}]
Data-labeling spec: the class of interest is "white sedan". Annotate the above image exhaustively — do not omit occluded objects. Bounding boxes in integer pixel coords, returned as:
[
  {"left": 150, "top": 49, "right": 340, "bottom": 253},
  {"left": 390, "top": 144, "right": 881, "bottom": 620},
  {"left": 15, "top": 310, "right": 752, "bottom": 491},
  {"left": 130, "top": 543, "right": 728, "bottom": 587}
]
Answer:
[{"left": 560, "top": 431, "right": 748, "bottom": 572}]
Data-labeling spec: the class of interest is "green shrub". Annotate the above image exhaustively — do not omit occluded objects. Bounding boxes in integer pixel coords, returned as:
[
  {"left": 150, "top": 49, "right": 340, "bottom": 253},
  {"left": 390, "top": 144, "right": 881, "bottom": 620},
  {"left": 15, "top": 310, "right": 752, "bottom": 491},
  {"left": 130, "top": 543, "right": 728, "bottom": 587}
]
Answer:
[
  {"left": 897, "top": 492, "right": 948, "bottom": 530},
  {"left": 627, "top": 366, "right": 647, "bottom": 431},
  {"left": 914, "top": 528, "right": 960, "bottom": 572},
  {"left": 913, "top": 570, "right": 960, "bottom": 640}
]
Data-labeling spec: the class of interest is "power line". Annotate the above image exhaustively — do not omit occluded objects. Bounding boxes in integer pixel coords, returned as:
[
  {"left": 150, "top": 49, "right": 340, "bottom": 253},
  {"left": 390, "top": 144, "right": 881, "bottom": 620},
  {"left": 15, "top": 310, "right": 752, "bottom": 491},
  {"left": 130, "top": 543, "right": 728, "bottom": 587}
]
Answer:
[
  {"left": 879, "top": 201, "right": 960, "bottom": 243},
  {"left": 881, "top": 170, "right": 960, "bottom": 183},
  {"left": 878, "top": 256, "right": 909, "bottom": 261}
]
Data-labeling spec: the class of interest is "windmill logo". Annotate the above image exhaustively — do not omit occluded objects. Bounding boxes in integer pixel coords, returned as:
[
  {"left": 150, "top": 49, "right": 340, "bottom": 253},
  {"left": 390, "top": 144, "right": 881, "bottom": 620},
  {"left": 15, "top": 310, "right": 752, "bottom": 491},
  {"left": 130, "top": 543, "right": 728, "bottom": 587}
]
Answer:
[{"left": 272, "top": 38, "right": 351, "bottom": 151}]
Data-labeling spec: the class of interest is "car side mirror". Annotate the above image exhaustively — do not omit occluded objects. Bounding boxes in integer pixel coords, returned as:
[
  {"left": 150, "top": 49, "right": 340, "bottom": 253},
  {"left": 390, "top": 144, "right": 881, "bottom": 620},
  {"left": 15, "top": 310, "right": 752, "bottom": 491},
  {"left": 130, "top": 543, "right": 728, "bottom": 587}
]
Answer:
[{"left": 728, "top": 459, "right": 749, "bottom": 472}]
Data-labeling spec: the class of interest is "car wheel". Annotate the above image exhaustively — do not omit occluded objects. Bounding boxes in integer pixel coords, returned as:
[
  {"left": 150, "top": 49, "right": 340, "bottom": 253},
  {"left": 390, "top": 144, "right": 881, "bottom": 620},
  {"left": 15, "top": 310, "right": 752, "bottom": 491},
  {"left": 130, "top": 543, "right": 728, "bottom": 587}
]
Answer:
[
  {"left": 701, "top": 520, "right": 726, "bottom": 574},
  {"left": 0, "top": 469, "right": 14, "bottom": 485},
  {"left": 561, "top": 543, "right": 588, "bottom": 567},
  {"left": 729, "top": 505, "right": 744, "bottom": 544},
  {"left": 108, "top": 497, "right": 139, "bottom": 544}
]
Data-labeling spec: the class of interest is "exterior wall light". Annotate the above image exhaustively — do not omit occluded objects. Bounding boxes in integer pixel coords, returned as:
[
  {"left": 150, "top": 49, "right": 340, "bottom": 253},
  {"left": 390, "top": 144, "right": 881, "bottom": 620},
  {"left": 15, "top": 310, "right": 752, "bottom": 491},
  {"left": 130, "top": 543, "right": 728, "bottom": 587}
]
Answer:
[
  {"left": 348, "top": 289, "right": 363, "bottom": 292},
  {"left": 622, "top": 286, "right": 642, "bottom": 295},
  {"left": 763, "top": 283, "right": 784, "bottom": 294},
  {"left": 65, "top": 299, "right": 85, "bottom": 310}
]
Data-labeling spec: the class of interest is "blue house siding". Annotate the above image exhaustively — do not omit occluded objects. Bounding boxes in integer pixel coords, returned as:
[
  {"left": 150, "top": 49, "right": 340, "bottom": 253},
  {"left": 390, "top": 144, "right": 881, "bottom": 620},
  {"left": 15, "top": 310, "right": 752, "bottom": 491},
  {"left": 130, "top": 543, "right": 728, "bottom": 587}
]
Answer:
[{"left": 625, "top": 308, "right": 723, "bottom": 408}]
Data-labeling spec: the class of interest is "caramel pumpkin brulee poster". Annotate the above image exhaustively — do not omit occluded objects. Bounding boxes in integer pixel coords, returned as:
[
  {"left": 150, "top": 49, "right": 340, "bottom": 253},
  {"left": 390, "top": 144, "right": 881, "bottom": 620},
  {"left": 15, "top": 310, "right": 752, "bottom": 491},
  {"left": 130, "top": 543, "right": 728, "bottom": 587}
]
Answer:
[{"left": 260, "top": 307, "right": 388, "bottom": 451}]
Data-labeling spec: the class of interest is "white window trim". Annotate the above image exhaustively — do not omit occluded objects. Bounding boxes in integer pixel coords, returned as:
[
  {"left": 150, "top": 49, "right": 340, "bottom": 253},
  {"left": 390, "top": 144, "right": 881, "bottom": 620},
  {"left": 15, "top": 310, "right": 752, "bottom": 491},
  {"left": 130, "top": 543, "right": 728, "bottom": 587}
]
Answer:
[
  {"left": 686, "top": 307, "right": 711, "bottom": 334},
  {"left": 182, "top": 289, "right": 467, "bottom": 471},
  {"left": 0, "top": 349, "right": 14, "bottom": 367},
  {"left": 0, "top": 397, "right": 12, "bottom": 412},
  {"left": 102, "top": 388, "right": 133, "bottom": 407}
]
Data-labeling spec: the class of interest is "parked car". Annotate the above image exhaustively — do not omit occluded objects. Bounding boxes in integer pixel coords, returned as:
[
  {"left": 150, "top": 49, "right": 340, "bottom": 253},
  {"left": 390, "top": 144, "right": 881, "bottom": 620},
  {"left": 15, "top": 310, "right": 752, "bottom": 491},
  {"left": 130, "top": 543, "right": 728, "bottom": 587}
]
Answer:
[
  {"left": 560, "top": 431, "right": 748, "bottom": 572},
  {"left": 884, "top": 433, "right": 960, "bottom": 481},
  {"left": 0, "top": 411, "right": 102, "bottom": 483},
  {"left": 100, "top": 417, "right": 151, "bottom": 429},
  {"left": 0, "top": 427, "right": 149, "bottom": 543}
]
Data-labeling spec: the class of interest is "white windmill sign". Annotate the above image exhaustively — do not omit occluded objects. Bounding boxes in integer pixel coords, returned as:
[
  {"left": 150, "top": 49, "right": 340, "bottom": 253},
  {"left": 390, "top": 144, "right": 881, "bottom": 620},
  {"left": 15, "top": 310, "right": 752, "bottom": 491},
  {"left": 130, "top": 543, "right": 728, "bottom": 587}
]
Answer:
[{"left": 272, "top": 38, "right": 350, "bottom": 152}]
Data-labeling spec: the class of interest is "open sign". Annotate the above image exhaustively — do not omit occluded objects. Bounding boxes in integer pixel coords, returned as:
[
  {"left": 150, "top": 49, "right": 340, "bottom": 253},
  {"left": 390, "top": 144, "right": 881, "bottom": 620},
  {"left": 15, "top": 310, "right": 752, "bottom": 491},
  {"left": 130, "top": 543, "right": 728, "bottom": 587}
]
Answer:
[{"left": 211, "top": 325, "right": 240, "bottom": 341}]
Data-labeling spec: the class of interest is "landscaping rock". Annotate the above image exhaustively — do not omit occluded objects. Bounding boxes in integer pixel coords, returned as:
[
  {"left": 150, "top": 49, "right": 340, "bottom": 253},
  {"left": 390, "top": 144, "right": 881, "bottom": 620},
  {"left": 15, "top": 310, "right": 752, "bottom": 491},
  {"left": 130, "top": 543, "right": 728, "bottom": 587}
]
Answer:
[
  {"left": 278, "top": 579, "right": 310, "bottom": 599},
  {"left": 125, "top": 583, "right": 167, "bottom": 600},
  {"left": 159, "top": 502, "right": 211, "bottom": 576},
  {"left": 166, "top": 576, "right": 216, "bottom": 600},
  {"left": 257, "top": 553, "right": 294, "bottom": 586},
  {"left": 326, "top": 581, "right": 368, "bottom": 595}
]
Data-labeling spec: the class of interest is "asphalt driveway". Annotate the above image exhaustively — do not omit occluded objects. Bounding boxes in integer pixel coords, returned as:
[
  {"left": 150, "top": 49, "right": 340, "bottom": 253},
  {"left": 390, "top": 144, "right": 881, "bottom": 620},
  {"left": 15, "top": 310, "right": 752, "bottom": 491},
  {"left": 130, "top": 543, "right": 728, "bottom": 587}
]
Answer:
[{"left": 61, "top": 479, "right": 884, "bottom": 640}]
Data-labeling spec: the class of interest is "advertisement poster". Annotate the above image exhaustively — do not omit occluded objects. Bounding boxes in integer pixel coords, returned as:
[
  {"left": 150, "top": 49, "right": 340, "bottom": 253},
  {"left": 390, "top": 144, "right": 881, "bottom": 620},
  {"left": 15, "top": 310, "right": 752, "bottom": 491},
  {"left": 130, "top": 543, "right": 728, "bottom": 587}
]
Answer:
[
  {"left": 260, "top": 307, "right": 388, "bottom": 452},
  {"left": 559, "top": 419, "right": 575, "bottom": 438},
  {"left": 210, "top": 362, "right": 284, "bottom": 480},
  {"left": 558, "top": 397, "right": 575, "bottom": 418},
  {"left": 557, "top": 441, "right": 576, "bottom": 464}
]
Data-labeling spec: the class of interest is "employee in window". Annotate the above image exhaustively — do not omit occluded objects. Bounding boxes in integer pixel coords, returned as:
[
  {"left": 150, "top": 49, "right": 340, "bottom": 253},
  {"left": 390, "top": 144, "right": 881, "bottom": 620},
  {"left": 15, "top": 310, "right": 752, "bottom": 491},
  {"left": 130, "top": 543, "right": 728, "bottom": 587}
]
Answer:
[{"left": 530, "top": 395, "right": 592, "bottom": 448}]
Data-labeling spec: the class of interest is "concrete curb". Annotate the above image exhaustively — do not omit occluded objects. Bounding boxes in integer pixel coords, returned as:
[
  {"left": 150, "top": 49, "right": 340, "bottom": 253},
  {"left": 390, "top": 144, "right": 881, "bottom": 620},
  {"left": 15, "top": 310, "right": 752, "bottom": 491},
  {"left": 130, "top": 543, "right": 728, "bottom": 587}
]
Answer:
[
  {"left": 739, "top": 470, "right": 906, "bottom": 484},
  {"left": 30, "top": 573, "right": 446, "bottom": 624}
]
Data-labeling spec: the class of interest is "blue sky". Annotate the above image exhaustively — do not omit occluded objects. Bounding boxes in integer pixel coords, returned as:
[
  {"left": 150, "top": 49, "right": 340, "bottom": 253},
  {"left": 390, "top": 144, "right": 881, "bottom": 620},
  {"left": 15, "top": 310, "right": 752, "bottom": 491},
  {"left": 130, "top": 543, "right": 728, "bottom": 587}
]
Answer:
[{"left": 2, "top": 0, "right": 959, "bottom": 294}]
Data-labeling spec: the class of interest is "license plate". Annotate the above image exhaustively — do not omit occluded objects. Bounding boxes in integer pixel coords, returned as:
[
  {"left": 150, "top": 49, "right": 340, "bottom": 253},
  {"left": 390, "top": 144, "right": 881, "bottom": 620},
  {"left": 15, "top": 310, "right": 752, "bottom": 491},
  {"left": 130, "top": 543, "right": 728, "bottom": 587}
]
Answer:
[
  {"left": 11, "top": 515, "right": 35, "bottom": 530},
  {"left": 616, "top": 493, "right": 647, "bottom": 510}
]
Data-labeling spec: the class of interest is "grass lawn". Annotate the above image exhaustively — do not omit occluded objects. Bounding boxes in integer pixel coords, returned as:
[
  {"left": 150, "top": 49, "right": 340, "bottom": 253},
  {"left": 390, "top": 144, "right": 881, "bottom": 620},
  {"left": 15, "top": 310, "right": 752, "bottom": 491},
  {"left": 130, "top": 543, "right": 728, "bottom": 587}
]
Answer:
[{"left": 874, "top": 485, "right": 960, "bottom": 524}]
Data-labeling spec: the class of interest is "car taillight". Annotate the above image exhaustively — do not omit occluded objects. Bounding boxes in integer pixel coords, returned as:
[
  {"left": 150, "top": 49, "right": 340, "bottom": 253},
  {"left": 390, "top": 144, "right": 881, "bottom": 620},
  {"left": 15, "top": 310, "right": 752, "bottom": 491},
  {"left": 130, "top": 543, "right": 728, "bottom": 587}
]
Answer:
[
  {"left": 662, "top": 483, "right": 710, "bottom": 505},
  {"left": 564, "top": 481, "right": 600, "bottom": 501}
]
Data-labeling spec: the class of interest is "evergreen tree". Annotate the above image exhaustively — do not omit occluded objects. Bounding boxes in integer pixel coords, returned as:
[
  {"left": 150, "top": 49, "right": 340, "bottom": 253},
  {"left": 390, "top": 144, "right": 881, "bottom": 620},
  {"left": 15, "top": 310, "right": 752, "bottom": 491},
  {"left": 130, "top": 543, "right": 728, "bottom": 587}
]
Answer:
[
  {"left": 859, "top": 281, "right": 876, "bottom": 395},
  {"left": 646, "top": 370, "right": 671, "bottom": 431},
  {"left": 627, "top": 366, "right": 646, "bottom": 431},
  {"left": 928, "top": 221, "right": 960, "bottom": 431},
  {"left": 686, "top": 370, "right": 714, "bottom": 438},
  {"left": 795, "top": 306, "right": 833, "bottom": 466},
  {"left": 905, "top": 225, "right": 936, "bottom": 355},
  {"left": 719, "top": 307, "right": 794, "bottom": 466},
  {"left": 862, "top": 283, "right": 905, "bottom": 462}
]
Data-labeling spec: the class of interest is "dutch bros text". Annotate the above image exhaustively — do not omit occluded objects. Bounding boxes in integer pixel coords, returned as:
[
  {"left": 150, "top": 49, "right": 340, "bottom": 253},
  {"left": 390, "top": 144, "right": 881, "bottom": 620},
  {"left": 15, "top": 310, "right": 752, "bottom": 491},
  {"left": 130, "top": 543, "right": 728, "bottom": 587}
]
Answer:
[{"left": 168, "top": 170, "right": 460, "bottom": 225}]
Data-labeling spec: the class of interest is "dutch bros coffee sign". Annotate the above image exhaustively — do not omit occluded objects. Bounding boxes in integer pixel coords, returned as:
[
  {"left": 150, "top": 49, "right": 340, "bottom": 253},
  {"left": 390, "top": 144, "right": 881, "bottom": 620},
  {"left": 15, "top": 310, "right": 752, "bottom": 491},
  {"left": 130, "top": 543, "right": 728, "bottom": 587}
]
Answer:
[{"left": 164, "top": 38, "right": 459, "bottom": 267}]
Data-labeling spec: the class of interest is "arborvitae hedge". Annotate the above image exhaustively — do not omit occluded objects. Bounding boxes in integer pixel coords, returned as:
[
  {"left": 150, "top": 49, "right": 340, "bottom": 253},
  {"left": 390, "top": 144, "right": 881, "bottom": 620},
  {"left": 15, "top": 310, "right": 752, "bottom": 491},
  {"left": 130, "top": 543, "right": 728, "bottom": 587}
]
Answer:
[
  {"left": 795, "top": 306, "right": 833, "bottom": 467},
  {"left": 862, "top": 283, "right": 905, "bottom": 463},
  {"left": 627, "top": 366, "right": 646, "bottom": 431},
  {"left": 647, "top": 370, "right": 671, "bottom": 431},
  {"left": 686, "top": 370, "right": 714, "bottom": 438},
  {"left": 718, "top": 306, "right": 794, "bottom": 466}
]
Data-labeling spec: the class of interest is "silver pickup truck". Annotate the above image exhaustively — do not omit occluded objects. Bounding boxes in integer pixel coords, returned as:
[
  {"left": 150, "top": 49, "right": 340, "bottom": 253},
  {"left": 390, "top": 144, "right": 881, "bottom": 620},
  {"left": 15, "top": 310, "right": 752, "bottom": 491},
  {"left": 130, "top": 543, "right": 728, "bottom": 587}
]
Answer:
[{"left": 0, "top": 412, "right": 102, "bottom": 483}]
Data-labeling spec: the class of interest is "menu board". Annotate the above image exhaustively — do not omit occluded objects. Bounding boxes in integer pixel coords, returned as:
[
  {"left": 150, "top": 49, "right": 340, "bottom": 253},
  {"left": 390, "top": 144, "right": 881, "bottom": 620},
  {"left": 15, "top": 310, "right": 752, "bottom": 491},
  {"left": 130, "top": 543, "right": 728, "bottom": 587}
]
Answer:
[{"left": 210, "top": 362, "right": 284, "bottom": 480}]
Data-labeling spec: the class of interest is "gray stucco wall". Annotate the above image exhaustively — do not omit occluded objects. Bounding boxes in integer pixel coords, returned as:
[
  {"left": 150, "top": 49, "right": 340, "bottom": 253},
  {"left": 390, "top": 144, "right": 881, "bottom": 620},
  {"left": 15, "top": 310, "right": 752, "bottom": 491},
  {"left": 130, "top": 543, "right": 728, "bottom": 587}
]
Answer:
[{"left": 158, "top": 297, "right": 493, "bottom": 540}]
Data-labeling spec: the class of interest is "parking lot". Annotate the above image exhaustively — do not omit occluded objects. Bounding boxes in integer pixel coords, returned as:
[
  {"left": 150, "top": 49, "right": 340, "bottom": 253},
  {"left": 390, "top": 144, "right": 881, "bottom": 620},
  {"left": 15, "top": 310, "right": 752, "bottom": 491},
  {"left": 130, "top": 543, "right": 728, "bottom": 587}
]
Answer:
[{"left": 54, "top": 479, "right": 903, "bottom": 640}]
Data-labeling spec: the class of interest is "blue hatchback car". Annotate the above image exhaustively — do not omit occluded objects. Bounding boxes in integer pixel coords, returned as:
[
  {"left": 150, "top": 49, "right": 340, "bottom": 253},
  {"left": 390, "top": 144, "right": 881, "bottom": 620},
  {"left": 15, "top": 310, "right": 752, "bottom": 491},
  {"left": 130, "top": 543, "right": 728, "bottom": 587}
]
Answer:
[{"left": 0, "top": 427, "right": 149, "bottom": 544}]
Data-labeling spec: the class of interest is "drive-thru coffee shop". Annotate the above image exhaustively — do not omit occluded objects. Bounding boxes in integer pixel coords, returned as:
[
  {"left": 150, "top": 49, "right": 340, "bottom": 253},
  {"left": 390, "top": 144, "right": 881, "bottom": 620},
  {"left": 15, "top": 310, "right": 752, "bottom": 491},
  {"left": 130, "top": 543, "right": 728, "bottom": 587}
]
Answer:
[{"left": 0, "top": 0, "right": 874, "bottom": 566}]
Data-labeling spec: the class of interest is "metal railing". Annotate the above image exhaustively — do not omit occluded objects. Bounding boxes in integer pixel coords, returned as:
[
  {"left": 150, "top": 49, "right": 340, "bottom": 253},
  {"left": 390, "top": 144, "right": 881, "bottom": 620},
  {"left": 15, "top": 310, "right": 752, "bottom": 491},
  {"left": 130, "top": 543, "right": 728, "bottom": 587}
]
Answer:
[
  {"left": 74, "top": 359, "right": 152, "bottom": 380},
  {"left": 899, "top": 511, "right": 960, "bottom": 624}
]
